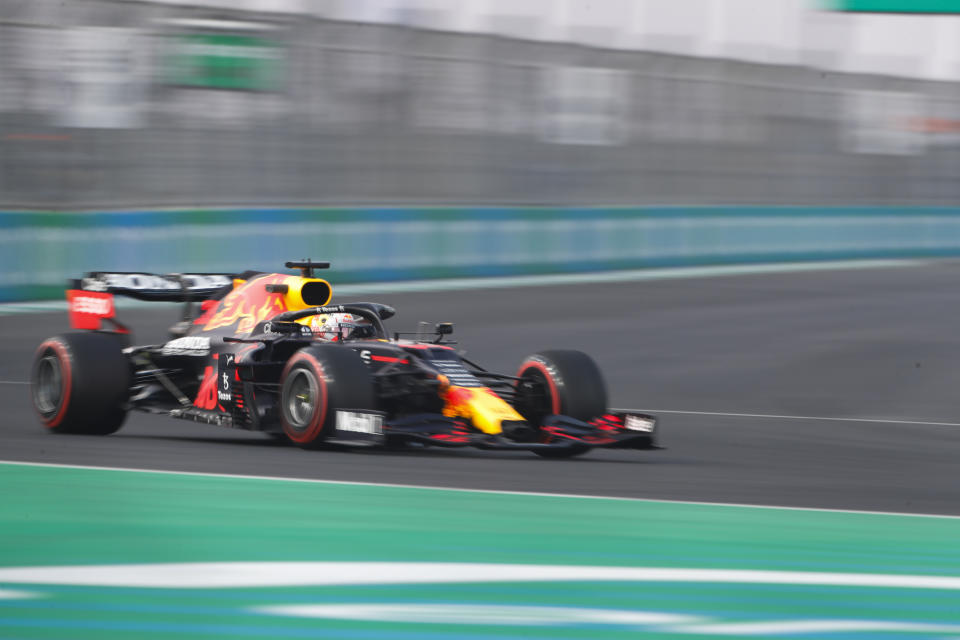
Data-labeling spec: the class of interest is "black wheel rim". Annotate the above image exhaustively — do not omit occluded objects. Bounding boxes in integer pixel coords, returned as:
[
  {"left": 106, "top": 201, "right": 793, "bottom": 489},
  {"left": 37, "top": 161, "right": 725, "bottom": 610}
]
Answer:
[
  {"left": 284, "top": 368, "right": 319, "bottom": 431},
  {"left": 516, "top": 370, "right": 552, "bottom": 423},
  {"left": 33, "top": 353, "right": 63, "bottom": 417}
]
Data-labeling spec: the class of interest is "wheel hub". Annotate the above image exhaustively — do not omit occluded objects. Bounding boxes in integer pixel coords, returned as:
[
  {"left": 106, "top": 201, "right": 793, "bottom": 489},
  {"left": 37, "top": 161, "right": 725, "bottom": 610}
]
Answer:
[{"left": 33, "top": 354, "right": 63, "bottom": 416}]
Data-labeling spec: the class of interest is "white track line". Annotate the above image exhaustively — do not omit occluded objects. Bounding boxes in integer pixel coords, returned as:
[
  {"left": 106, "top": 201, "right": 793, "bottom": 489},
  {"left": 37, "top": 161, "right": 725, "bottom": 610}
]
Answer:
[
  {"left": 668, "top": 620, "right": 960, "bottom": 636},
  {"left": 3, "top": 562, "right": 960, "bottom": 591},
  {"left": 638, "top": 408, "right": 960, "bottom": 428},
  {"left": 0, "top": 589, "right": 39, "bottom": 600},
  {"left": 0, "top": 381, "right": 28, "bottom": 385},
  {"left": 2, "top": 460, "right": 959, "bottom": 520}
]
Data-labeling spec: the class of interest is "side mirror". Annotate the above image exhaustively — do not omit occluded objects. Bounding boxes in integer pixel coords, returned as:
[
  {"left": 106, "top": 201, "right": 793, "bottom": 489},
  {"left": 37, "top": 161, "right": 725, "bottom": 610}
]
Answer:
[
  {"left": 378, "top": 304, "right": 396, "bottom": 320},
  {"left": 436, "top": 323, "right": 454, "bottom": 335}
]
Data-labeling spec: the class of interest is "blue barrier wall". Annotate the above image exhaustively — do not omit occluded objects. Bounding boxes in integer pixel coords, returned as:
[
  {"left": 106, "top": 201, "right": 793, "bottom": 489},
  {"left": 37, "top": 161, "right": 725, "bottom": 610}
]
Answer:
[{"left": 2, "top": 207, "right": 959, "bottom": 302}]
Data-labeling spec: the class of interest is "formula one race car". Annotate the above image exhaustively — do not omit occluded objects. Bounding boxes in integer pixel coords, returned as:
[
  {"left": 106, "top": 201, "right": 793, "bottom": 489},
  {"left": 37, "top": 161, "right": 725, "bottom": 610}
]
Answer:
[{"left": 30, "top": 261, "right": 657, "bottom": 458}]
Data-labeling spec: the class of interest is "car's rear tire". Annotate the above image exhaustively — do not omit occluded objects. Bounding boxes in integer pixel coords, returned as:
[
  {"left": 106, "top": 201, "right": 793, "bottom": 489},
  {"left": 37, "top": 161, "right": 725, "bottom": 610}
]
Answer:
[
  {"left": 279, "top": 345, "right": 376, "bottom": 449},
  {"left": 31, "top": 333, "right": 131, "bottom": 435},
  {"left": 514, "top": 350, "right": 608, "bottom": 459}
]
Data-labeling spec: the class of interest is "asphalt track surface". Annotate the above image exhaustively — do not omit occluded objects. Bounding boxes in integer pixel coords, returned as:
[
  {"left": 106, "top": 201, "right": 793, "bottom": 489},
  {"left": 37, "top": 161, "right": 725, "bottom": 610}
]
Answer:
[{"left": 3, "top": 261, "right": 960, "bottom": 515}]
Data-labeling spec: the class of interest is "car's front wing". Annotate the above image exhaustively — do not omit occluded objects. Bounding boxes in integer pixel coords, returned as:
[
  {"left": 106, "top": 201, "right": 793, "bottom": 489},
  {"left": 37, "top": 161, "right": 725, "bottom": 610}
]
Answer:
[{"left": 325, "top": 410, "right": 658, "bottom": 452}]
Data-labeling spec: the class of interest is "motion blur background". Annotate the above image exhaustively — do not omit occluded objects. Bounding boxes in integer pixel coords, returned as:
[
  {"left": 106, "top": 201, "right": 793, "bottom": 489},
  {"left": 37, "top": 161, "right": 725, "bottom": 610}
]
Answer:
[{"left": 3, "top": 0, "right": 960, "bottom": 209}]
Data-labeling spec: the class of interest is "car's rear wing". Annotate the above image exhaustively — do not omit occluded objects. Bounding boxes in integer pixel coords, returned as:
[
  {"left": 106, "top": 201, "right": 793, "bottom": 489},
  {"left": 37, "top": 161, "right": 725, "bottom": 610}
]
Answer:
[
  {"left": 71, "top": 272, "right": 235, "bottom": 302},
  {"left": 66, "top": 272, "right": 236, "bottom": 332}
]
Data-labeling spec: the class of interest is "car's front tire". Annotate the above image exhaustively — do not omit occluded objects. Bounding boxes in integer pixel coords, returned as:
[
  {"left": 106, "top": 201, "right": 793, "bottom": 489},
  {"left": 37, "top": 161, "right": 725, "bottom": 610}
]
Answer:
[
  {"left": 279, "top": 345, "right": 376, "bottom": 449},
  {"left": 31, "top": 333, "right": 131, "bottom": 435},
  {"left": 514, "top": 349, "right": 608, "bottom": 458}
]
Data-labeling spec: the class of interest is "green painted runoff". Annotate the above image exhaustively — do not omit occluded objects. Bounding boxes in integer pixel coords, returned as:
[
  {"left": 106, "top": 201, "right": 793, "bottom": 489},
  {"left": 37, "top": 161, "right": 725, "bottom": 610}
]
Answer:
[
  {"left": 829, "top": 0, "right": 960, "bottom": 13},
  {"left": 2, "top": 463, "right": 960, "bottom": 639}
]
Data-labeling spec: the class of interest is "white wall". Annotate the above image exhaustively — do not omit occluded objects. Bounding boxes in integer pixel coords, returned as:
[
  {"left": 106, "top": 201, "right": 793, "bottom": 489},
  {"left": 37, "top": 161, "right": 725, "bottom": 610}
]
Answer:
[{"left": 148, "top": 0, "right": 960, "bottom": 81}]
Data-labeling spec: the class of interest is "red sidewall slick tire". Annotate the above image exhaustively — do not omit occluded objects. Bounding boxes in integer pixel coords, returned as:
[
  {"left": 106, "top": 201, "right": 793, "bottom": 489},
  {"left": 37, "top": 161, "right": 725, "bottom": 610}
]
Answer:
[
  {"left": 279, "top": 345, "right": 376, "bottom": 449},
  {"left": 279, "top": 352, "right": 329, "bottom": 446},
  {"left": 514, "top": 350, "right": 609, "bottom": 459},
  {"left": 32, "top": 340, "right": 73, "bottom": 429},
  {"left": 30, "top": 333, "right": 131, "bottom": 435},
  {"left": 515, "top": 359, "right": 562, "bottom": 416},
  {"left": 515, "top": 350, "right": 608, "bottom": 423}
]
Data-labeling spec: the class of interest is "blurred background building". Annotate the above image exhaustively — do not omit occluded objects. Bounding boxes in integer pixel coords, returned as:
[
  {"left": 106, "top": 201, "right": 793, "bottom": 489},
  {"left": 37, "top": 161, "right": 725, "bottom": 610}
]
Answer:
[{"left": 2, "top": 0, "right": 960, "bottom": 208}]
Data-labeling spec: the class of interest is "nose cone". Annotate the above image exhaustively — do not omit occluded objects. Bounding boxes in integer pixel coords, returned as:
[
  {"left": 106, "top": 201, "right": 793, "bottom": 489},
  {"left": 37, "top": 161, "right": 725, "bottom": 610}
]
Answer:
[{"left": 441, "top": 386, "right": 526, "bottom": 434}]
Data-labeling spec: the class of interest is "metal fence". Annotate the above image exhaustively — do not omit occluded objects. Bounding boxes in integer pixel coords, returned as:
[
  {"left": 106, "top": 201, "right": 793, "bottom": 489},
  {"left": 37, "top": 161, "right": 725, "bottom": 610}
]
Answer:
[{"left": 2, "top": 0, "right": 960, "bottom": 209}]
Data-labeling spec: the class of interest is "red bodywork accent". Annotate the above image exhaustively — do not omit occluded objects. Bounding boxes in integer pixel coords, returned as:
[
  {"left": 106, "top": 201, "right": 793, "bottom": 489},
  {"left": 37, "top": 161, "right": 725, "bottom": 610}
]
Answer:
[
  {"left": 584, "top": 414, "right": 633, "bottom": 443},
  {"left": 542, "top": 425, "right": 615, "bottom": 445},
  {"left": 542, "top": 426, "right": 581, "bottom": 441},
  {"left": 66, "top": 290, "right": 115, "bottom": 330},
  {"left": 193, "top": 354, "right": 219, "bottom": 410},
  {"left": 193, "top": 299, "right": 219, "bottom": 325},
  {"left": 430, "top": 433, "right": 471, "bottom": 443},
  {"left": 590, "top": 414, "right": 623, "bottom": 432},
  {"left": 397, "top": 342, "right": 453, "bottom": 350},
  {"left": 194, "top": 366, "right": 217, "bottom": 410},
  {"left": 232, "top": 369, "right": 243, "bottom": 409},
  {"left": 230, "top": 344, "right": 261, "bottom": 415},
  {"left": 429, "top": 421, "right": 472, "bottom": 443},
  {"left": 371, "top": 355, "right": 408, "bottom": 364}
]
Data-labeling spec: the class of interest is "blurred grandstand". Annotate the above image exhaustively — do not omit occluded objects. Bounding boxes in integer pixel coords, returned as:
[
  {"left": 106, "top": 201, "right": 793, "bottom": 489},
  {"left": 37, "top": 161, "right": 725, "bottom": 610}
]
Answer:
[{"left": 2, "top": 0, "right": 959, "bottom": 209}]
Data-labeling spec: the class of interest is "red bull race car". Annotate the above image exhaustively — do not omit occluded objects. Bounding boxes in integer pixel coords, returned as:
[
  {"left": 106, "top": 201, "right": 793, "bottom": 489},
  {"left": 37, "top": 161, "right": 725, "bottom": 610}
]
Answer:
[{"left": 30, "top": 261, "right": 657, "bottom": 458}]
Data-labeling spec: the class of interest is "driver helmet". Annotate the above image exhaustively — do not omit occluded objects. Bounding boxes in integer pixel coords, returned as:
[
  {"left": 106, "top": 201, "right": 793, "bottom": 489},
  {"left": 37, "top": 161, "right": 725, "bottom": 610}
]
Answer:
[{"left": 315, "top": 313, "right": 371, "bottom": 341}]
